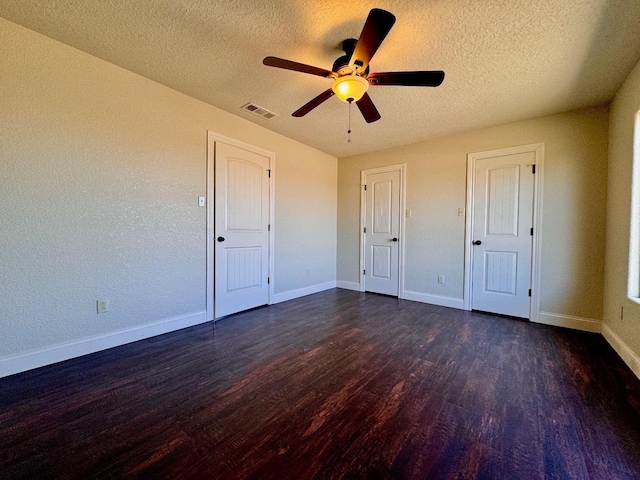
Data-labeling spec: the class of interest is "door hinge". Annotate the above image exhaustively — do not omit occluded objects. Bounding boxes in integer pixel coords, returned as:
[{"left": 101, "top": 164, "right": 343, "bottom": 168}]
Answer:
[
  {"left": 267, "top": 169, "right": 271, "bottom": 178},
  {"left": 530, "top": 227, "right": 533, "bottom": 236},
  {"left": 363, "top": 269, "right": 366, "bottom": 275},
  {"left": 528, "top": 289, "right": 532, "bottom": 297},
  {"left": 268, "top": 224, "right": 271, "bottom": 232},
  {"left": 268, "top": 277, "right": 270, "bottom": 284},
  {"left": 532, "top": 164, "right": 536, "bottom": 174},
  {"left": 364, "top": 184, "right": 367, "bottom": 191},
  {"left": 364, "top": 227, "right": 367, "bottom": 233}
]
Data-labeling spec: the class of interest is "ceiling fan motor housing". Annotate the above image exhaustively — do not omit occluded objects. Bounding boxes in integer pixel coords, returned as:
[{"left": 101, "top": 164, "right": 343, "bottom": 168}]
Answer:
[{"left": 333, "top": 39, "right": 368, "bottom": 76}]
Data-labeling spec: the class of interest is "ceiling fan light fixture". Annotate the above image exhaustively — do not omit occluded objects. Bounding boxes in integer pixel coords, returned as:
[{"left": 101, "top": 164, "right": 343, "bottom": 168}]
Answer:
[
  {"left": 332, "top": 75, "right": 369, "bottom": 103},
  {"left": 263, "top": 8, "right": 443, "bottom": 123}
]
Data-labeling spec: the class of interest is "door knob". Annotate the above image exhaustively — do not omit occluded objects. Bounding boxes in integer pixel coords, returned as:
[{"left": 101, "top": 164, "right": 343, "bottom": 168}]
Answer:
[
  {"left": 392, "top": 238, "right": 398, "bottom": 242},
  {"left": 217, "top": 236, "right": 225, "bottom": 242},
  {"left": 472, "top": 240, "right": 482, "bottom": 245}
]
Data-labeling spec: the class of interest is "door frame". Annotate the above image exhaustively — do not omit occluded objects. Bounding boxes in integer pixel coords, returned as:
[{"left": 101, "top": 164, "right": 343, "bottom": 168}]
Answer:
[
  {"left": 463, "top": 143, "right": 544, "bottom": 321},
  {"left": 359, "top": 164, "right": 407, "bottom": 296},
  {"left": 206, "top": 131, "right": 275, "bottom": 321}
]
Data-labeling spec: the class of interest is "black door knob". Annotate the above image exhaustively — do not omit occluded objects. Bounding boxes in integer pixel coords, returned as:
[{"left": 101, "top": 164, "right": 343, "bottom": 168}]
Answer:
[
  {"left": 217, "top": 236, "right": 225, "bottom": 242},
  {"left": 472, "top": 240, "right": 482, "bottom": 245},
  {"left": 392, "top": 238, "right": 398, "bottom": 242}
]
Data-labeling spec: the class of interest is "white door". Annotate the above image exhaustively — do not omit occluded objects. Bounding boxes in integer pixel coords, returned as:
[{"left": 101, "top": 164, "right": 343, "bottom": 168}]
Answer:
[
  {"left": 471, "top": 152, "right": 534, "bottom": 318},
  {"left": 215, "top": 142, "right": 270, "bottom": 318},
  {"left": 363, "top": 169, "right": 401, "bottom": 296}
]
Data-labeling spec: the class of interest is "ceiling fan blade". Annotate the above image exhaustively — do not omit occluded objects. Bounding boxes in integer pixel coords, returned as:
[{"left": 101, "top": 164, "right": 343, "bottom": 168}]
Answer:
[
  {"left": 367, "top": 71, "right": 445, "bottom": 87},
  {"left": 356, "top": 92, "right": 381, "bottom": 123},
  {"left": 349, "top": 9, "right": 396, "bottom": 73},
  {"left": 292, "top": 89, "right": 335, "bottom": 117},
  {"left": 263, "top": 56, "right": 335, "bottom": 78}
]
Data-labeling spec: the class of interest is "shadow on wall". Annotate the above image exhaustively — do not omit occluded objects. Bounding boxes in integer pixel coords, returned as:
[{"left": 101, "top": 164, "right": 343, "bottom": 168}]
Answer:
[{"left": 570, "top": 1, "right": 640, "bottom": 105}]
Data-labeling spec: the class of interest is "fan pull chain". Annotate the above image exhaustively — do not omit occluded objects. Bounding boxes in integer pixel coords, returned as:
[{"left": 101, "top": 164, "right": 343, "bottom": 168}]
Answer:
[{"left": 347, "top": 100, "right": 352, "bottom": 143}]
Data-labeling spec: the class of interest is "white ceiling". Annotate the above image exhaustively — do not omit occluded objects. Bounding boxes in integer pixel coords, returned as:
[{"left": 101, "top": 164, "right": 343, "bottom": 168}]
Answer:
[{"left": 2, "top": 0, "right": 640, "bottom": 158}]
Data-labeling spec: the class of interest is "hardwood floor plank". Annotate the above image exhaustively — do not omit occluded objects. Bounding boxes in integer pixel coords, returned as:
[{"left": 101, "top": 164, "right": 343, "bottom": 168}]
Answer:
[{"left": 1, "top": 289, "right": 640, "bottom": 479}]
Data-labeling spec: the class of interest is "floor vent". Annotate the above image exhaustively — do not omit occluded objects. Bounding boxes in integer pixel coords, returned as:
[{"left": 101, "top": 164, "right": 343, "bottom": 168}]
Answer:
[{"left": 241, "top": 103, "right": 278, "bottom": 120}]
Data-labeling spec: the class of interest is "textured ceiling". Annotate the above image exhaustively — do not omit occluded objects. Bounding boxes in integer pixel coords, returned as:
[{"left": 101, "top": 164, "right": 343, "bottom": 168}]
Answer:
[{"left": 2, "top": 0, "right": 640, "bottom": 158}]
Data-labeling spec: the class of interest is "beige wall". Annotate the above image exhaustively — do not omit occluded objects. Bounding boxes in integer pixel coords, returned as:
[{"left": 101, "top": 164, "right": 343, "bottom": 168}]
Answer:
[
  {"left": 338, "top": 106, "right": 609, "bottom": 321},
  {"left": 5, "top": 13, "right": 636, "bottom": 377},
  {"left": 0, "top": 18, "right": 337, "bottom": 360},
  {"left": 603, "top": 57, "right": 640, "bottom": 374}
]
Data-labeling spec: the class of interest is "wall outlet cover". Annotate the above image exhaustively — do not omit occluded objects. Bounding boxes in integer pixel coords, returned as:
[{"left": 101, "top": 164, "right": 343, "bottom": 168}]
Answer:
[{"left": 97, "top": 299, "right": 108, "bottom": 314}]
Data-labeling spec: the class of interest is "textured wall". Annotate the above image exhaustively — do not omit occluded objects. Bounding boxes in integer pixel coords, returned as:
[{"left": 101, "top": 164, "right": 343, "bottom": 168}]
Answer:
[
  {"left": 1, "top": 0, "right": 639, "bottom": 159},
  {"left": 0, "top": 18, "right": 337, "bottom": 359},
  {"left": 338, "top": 106, "right": 609, "bottom": 321},
  {"left": 603, "top": 58, "right": 640, "bottom": 359}
]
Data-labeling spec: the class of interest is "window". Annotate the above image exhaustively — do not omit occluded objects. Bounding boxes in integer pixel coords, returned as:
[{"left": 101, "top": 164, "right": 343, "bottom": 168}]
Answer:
[{"left": 629, "top": 110, "right": 640, "bottom": 301}]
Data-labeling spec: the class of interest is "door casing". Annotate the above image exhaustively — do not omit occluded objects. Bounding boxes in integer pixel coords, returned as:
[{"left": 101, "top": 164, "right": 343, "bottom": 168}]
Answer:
[
  {"left": 360, "top": 164, "right": 406, "bottom": 296},
  {"left": 206, "top": 132, "right": 275, "bottom": 321},
  {"left": 464, "top": 143, "right": 544, "bottom": 322}
]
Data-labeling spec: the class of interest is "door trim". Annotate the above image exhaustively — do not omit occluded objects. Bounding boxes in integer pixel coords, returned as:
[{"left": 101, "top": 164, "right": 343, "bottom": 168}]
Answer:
[
  {"left": 206, "top": 132, "right": 275, "bottom": 321},
  {"left": 463, "top": 143, "right": 544, "bottom": 321},
  {"left": 359, "top": 164, "right": 406, "bottom": 296}
]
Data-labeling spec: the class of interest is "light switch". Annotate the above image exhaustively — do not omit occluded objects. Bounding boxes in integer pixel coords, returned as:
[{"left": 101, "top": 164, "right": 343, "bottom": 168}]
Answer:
[
  {"left": 406, "top": 209, "right": 412, "bottom": 218},
  {"left": 457, "top": 207, "right": 465, "bottom": 217},
  {"left": 198, "top": 196, "right": 206, "bottom": 207}
]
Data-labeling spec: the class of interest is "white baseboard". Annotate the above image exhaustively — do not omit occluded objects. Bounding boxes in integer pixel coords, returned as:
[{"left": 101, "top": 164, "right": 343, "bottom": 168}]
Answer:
[
  {"left": 602, "top": 323, "right": 640, "bottom": 380},
  {"left": 271, "top": 281, "right": 337, "bottom": 304},
  {"left": 401, "top": 290, "right": 465, "bottom": 310},
  {"left": 336, "top": 281, "right": 362, "bottom": 292},
  {"left": 534, "top": 312, "right": 601, "bottom": 333},
  {"left": 0, "top": 310, "right": 208, "bottom": 379}
]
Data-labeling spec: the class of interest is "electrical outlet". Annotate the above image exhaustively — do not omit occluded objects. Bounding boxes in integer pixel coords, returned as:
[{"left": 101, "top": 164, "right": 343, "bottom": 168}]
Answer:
[
  {"left": 97, "top": 299, "right": 108, "bottom": 314},
  {"left": 438, "top": 275, "right": 445, "bottom": 284}
]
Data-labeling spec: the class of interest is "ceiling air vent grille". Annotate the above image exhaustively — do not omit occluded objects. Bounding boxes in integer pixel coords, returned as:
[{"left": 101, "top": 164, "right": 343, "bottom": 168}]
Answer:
[{"left": 241, "top": 103, "right": 278, "bottom": 120}]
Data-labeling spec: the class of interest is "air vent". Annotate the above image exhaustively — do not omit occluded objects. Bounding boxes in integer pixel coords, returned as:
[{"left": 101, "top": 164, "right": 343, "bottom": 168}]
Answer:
[{"left": 241, "top": 103, "right": 278, "bottom": 120}]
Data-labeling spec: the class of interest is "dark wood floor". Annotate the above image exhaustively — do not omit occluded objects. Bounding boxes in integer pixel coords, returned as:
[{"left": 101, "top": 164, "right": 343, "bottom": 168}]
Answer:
[{"left": 1, "top": 289, "right": 640, "bottom": 479}]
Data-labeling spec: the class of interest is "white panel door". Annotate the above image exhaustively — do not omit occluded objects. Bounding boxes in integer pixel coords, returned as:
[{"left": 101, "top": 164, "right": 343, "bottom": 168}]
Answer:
[
  {"left": 472, "top": 152, "right": 534, "bottom": 318},
  {"left": 364, "top": 170, "right": 400, "bottom": 296},
  {"left": 215, "top": 142, "right": 270, "bottom": 318}
]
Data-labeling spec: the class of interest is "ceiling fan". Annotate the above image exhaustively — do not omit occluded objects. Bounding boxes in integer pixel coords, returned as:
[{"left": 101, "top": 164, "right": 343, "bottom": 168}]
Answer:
[{"left": 263, "top": 8, "right": 445, "bottom": 123}]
